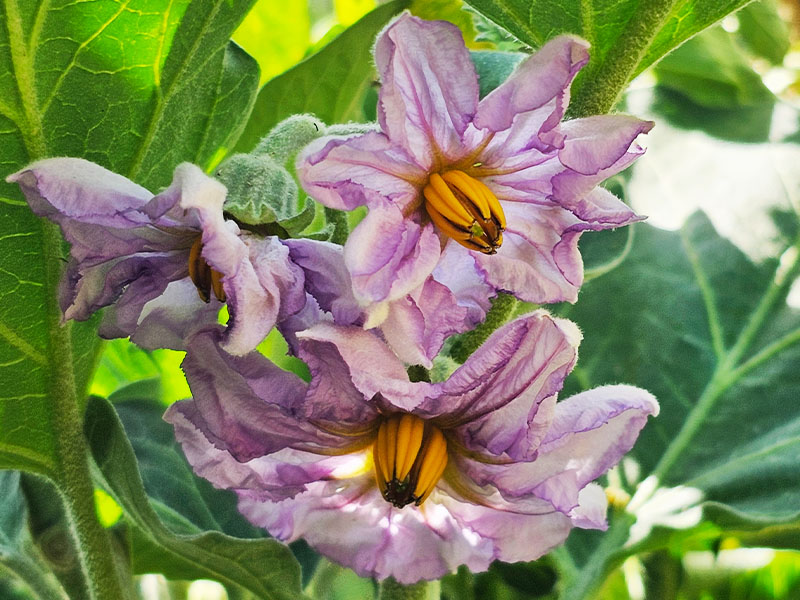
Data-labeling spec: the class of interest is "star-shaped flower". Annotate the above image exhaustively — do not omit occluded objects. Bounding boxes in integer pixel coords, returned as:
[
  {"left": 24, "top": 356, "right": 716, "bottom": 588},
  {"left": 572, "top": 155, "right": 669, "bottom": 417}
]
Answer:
[
  {"left": 299, "top": 14, "right": 652, "bottom": 329},
  {"left": 166, "top": 312, "right": 658, "bottom": 582}
]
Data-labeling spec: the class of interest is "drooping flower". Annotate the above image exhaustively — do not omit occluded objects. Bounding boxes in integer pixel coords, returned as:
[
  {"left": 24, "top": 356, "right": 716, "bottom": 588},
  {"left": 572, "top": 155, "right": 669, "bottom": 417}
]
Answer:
[
  {"left": 298, "top": 13, "right": 653, "bottom": 324},
  {"left": 166, "top": 312, "right": 658, "bottom": 583},
  {"left": 8, "top": 158, "right": 305, "bottom": 354}
]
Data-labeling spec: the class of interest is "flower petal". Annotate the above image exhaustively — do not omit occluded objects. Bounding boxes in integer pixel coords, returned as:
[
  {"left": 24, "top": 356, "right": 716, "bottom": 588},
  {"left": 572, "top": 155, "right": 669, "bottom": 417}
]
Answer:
[
  {"left": 423, "top": 311, "right": 581, "bottom": 461},
  {"left": 550, "top": 115, "right": 653, "bottom": 220},
  {"left": 375, "top": 13, "right": 479, "bottom": 167},
  {"left": 7, "top": 157, "right": 154, "bottom": 227},
  {"left": 297, "top": 130, "right": 425, "bottom": 211},
  {"left": 166, "top": 400, "right": 352, "bottom": 501},
  {"left": 473, "top": 202, "right": 589, "bottom": 303},
  {"left": 380, "top": 277, "right": 469, "bottom": 368},
  {"left": 238, "top": 480, "right": 495, "bottom": 583},
  {"left": 296, "top": 323, "right": 426, "bottom": 412},
  {"left": 432, "top": 244, "right": 494, "bottom": 326},
  {"left": 180, "top": 327, "right": 345, "bottom": 460},
  {"left": 344, "top": 202, "right": 440, "bottom": 305},
  {"left": 475, "top": 36, "right": 589, "bottom": 138},
  {"left": 462, "top": 385, "right": 659, "bottom": 516}
]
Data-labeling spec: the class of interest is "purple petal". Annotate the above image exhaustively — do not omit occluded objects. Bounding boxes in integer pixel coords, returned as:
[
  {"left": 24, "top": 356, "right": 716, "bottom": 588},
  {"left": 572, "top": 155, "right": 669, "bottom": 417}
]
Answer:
[
  {"left": 179, "top": 327, "right": 347, "bottom": 460},
  {"left": 475, "top": 36, "right": 589, "bottom": 138},
  {"left": 237, "top": 480, "right": 495, "bottom": 583},
  {"left": 423, "top": 312, "right": 581, "bottom": 461},
  {"left": 296, "top": 323, "right": 426, "bottom": 412},
  {"left": 462, "top": 385, "right": 658, "bottom": 517},
  {"left": 432, "top": 244, "right": 493, "bottom": 326},
  {"left": 297, "top": 130, "right": 425, "bottom": 211},
  {"left": 473, "top": 202, "right": 589, "bottom": 303},
  {"left": 438, "top": 493, "right": 573, "bottom": 564},
  {"left": 344, "top": 202, "right": 440, "bottom": 305},
  {"left": 550, "top": 116, "right": 653, "bottom": 218},
  {"left": 166, "top": 401, "right": 352, "bottom": 501},
  {"left": 125, "top": 278, "right": 221, "bottom": 350},
  {"left": 381, "top": 278, "right": 469, "bottom": 368},
  {"left": 7, "top": 157, "right": 154, "bottom": 228},
  {"left": 283, "top": 238, "right": 362, "bottom": 325},
  {"left": 569, "top": 483, "right": 609, "bottom": 529},
  {"left": 375, "top": 13, "right": 479, "bottom": 167}
]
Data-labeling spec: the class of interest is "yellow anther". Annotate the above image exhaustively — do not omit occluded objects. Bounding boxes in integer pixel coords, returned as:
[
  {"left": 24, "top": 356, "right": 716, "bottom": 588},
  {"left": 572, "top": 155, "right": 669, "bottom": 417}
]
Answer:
[
  {"left": 422, "top": 170, "right": 505, "bottom": 255},
  {"left": 373, "top": 414, "right": 448, "bottom": 508},
  {"left": 188, "top": 236, "right": 227, "bottom": 303}
]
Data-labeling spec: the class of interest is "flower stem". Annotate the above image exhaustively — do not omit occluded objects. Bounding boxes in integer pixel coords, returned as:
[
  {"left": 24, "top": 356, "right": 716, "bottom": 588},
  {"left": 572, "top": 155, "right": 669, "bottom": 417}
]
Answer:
[
  {"left": 324, "top": 207, "right": 350, "bottom": 245},
  {"left": 43, "top": 221, "right": 128, "bottom": 600},
  {"left": 449, "top": 292, "right": 517, "bottom": 363},
  {"left": 567, "top": 0, "right": 679, "bottom": 117},
  {"left": 378, "top": 578, "right": 441, "bottom": 600}
]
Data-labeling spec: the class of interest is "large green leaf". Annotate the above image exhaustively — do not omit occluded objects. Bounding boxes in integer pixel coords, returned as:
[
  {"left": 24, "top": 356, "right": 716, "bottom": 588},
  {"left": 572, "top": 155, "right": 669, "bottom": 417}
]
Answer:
[
  {"left": 235, "top": 0, "right": 408, "bottom": 153},
  {"left": 463, "top": 0, "right": 753, "bottom": 113},
  {"left": 84, "top": 395, "right": 307, "bottom": 600},
  {"left": 561, "top": 213, "right": 800, "bottom": 524},
  {"left": 0, "top": 0, "right": 258, "bottom": 476}
]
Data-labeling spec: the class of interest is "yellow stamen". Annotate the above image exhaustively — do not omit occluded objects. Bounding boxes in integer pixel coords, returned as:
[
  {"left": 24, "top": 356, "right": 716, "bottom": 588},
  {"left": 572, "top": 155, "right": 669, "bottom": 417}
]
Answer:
[
  {"left": 422, "top": 170, "right": 505, "bottom": 255},
  {"left": 373, "top": 414, "right": 448, "bottom": 508},
  {"left": 187, "top": 236, "right": 227, "bottom": 303}
]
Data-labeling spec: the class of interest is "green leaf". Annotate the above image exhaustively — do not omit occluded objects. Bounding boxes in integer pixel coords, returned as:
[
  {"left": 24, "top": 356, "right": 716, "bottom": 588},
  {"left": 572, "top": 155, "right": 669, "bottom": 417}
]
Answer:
[
  {"left": 235, "top": 0, "right": 408, "bottom": 153},
  {"left": 0, "top": 0, "right": 258, "bottom": 476},
  {"left": 469, "top": 50, "right": 524, "bottom": 98},
  {"left": 463, "top": 0, "right": 753, "bottom": 115},
  {"left": 561, "top": 213, "right": 800, "bottom": 525},
  {"left": 84, "top": 395, "right": 307, "bottom": 600},
  {"left": 653, "top": 27, "right": 774, "bottom": 109},
  {"left": 0, "top": 472, "right": 71, "bottom": 600},
  {"left": 736, "top": 0, "right": 790, "bottom": 66}
]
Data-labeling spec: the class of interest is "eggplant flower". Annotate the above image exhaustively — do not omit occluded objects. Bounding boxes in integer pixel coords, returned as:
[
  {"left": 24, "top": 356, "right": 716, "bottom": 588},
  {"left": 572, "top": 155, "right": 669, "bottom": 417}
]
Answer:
[
  {"left": 298, "top": 14, "right": 653, "bottom": 321},
  {"left": 166, "top": 312, "right": 658, "bottom": 582},
  {"left": 7, "top": 158, "right": 305, "bottom": 354}
]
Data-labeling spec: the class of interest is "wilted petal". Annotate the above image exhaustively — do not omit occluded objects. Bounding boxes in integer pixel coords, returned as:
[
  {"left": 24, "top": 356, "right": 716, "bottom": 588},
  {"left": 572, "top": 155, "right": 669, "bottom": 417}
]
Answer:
[
  {"left": 126, "top": 278, "right": 220, "bottom": 350},
  {"left": 298, "top": 131, "right": 425, "bottom": 211},
  {"left": 283, "top": 238, "right": 362, "bottom": 325},
  {"left": 423, "top": 312, "right": 580, "bottom": 461},
  {"left": 180, "top": 327, "right": 343, "bottom": 460},
  {"left": 475, "top": 36, "right": 589, "bottom": 139},
  {"left": 381, "top": 278, "right": 469, "bottom": 368},
  {"left": 166, "top": 400, "right": 353, "bottom": 501},
  {"left": 375, "top": 13, "right": 479, "bottom": 167},
  {"left": 463, "top": 385, "right": 659, "bottom": 516},
  {"left": 297, "top": 323, "right": 425, "bottom": 411},
  {"left": 238, "top": 480, "right": 495, "bottom": 583},
  {"left": 344, "top": 202, "right": 440, "bottom": 305},
  {"left": 7, "top": 157, "right": 154, "bottom": 227},
  {"left": 438, "top": 493, "right": 572, "bottom": 564}
]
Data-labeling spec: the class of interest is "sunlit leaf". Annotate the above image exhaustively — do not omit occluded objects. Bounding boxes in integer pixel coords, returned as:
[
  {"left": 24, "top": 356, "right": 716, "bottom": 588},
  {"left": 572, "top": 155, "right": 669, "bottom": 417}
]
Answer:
[
  {"left": 737, "top": 0, "right": 791, "bottom": 66},
  {"left": 0, "top": 0, "right": 257, "bottom": 476},
  {"left": 233, "top": 0, "right": 311, "bottom": 84}
]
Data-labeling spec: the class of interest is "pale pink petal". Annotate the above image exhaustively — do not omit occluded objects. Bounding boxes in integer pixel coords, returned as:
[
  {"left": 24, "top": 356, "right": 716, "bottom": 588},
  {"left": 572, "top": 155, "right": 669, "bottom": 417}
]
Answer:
[{"left": 375, "top": 13, "right": 479, "bottom": 167}]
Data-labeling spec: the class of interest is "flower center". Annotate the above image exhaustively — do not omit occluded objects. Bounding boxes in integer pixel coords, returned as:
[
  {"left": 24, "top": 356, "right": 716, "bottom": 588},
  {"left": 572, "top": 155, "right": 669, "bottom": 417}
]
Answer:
[
  {"left": 373, "top": 414, "right": 448, "bottom": 508},
  {"left": 422, "top": 170, "right": 506, "bottom": 254},
  {"left": 188, "top": 236, "right": 226, "bottom": 303}
]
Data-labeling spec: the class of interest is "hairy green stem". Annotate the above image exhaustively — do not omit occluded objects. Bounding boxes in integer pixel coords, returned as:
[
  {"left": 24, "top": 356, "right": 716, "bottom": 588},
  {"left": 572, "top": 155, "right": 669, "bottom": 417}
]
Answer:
[
  {"left": 0, "top": 556, "right": 69, "bottom": 600},
  {"left": 43, "top": 222, "right": 128, "bottom": 600},
  {"left": 567, "top": 0, "right": 679, "bottom": 117},
  {"left": 378, "top": 578, "right": 440, "bottom": 600},
  {"left": 449, "top": 292, "right": 517, "bottom": 363}
]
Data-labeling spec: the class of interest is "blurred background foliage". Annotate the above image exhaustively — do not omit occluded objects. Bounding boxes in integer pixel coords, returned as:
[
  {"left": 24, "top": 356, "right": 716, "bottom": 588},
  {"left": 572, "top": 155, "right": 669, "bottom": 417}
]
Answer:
[{"left": 3, "top": 0, "right": 800, "bottom": 598}]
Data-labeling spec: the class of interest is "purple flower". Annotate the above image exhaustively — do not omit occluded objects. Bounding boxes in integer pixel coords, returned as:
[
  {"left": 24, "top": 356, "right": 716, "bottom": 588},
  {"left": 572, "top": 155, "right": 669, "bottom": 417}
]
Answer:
[
  {"left": 298, "top": 14, "right": 653, "bottom": 322},
  {"left": 166, "top": 312, "right": 658, "bottom": 583},
  {"left": 7, "top": 158, "right": 306, "bottom": 354}
]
